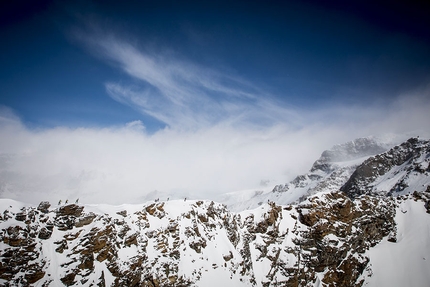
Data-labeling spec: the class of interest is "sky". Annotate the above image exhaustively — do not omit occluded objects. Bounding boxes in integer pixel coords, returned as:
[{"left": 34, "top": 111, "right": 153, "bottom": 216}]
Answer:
[{"left": 0, "top": 0, "right": 429, "bottom": 204}]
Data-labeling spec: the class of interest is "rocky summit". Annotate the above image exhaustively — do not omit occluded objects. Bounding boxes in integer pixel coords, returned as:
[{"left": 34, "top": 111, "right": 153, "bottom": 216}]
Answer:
[
  {"left": 0, "top": 137, "right": 429, "bottom": 287},
  {"left": 341, "top": 137, "right": 430, "bottom": 198}
]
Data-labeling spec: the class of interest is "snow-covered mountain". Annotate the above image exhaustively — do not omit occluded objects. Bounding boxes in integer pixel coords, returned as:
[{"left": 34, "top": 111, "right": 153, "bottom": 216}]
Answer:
[
  {"left": 0, "top": 137, "right": 429, "bottom": 287},
  {"left": 222, "top": 137, "right": 392, "bottom": 211},
  {"left": 342, "top": 137, "right": 430, "bottom": 197}
]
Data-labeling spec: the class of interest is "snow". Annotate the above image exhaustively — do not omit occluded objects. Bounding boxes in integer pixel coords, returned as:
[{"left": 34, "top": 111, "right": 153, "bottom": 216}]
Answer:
[
  {"left": 363, "top": 199, "right": 430, "bottom": 287},
  {"left": 197, "top": 267, "right": 251, "bottom": 287},
  {"left": 0, "top": 198, "right": 31, "bottom": 212}
]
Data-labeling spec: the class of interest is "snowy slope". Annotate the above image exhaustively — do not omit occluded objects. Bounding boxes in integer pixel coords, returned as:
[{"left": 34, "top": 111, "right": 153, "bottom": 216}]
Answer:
[{"left": 362, "top": 195, "right": 430, "bottom": 286}]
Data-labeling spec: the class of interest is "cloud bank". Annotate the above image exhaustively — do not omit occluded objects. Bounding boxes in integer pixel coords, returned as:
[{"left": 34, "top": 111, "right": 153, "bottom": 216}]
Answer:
[
  {"left": 1, "top": 89, "right": 429, "bottom": 205},
  {"left": 1, "top": 30, "right": 429, "bottom": 205}
]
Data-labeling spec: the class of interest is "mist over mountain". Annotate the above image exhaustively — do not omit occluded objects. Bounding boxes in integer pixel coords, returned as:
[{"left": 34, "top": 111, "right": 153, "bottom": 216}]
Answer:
[{"left": 221, "top": 136, "right": 395, "bottom": 211}]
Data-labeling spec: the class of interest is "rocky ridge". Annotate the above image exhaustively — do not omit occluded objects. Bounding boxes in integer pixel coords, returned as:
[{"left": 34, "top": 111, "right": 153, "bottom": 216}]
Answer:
[
  {"left": 223, "top": 137, "right": 391, "bottom": 212},
  {"left": 272, "top": 137, "right": 390, "bottom": 201},
  {"left": 1, "top": 188, "right": 429, "bottom": 286},
  {"left": 342, "top": 137, "right": 430, "bottom": 198}
]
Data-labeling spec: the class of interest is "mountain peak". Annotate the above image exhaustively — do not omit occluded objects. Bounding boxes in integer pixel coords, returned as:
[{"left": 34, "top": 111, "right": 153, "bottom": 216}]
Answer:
[
  {"left": 341, "top": 137, "right": 430, "bottom": 198},
  {"left": 311, "top": 137, "right": 389, "bottom": 173}
]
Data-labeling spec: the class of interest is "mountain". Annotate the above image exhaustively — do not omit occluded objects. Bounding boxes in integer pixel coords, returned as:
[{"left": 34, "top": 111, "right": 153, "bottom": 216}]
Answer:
[
  {"left": 223, "top": 137, "right": 391, "bottom": 211},
  {"left": 341, "top": 137, "right": 430, "bottom": 198},
  {"left": 0, "top": 137, "right": 429, "bottom": 286}
]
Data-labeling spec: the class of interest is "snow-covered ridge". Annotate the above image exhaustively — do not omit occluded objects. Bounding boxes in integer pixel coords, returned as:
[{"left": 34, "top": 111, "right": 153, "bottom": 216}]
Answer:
[
  {"left": 342, "top": 137, "right": 430, "bottom": 197},
  {"left": 223, "top": 137, "right": 391, "bottom": 211},
  {"left": 1, "top": 188, "right": 430, "bottom": 286}
]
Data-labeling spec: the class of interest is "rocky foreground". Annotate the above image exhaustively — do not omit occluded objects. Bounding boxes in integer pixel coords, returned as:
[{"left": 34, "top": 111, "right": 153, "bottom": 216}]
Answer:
[{"left": 0, "top": 188, "right": 429, "bottom": 287}]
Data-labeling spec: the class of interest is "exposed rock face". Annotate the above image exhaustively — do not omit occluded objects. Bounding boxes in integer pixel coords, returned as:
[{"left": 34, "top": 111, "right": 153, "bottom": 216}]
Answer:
[
  {"left": 57, "top": 204, "right": 84, "bottom": 217},
  {"left": 270, "top": 137, "right": 389, "bottom": 204},
  {"left": 311, "top": 137, "right": 388, "bottom": 173},
  {"left": 342, "top": 137, "right": 430, "bottom": 198},
  {"left": 296, "top": 192, "right": 397, "bottom": 286},
  {"left": 1, "top": 191, "right": 428, "bottom": 287},
  {"left": 37, "top": 201, "right": 51, "bottom": 214}
]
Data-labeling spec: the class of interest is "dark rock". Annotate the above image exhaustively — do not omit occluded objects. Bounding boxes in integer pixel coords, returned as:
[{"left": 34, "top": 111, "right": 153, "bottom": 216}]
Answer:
[
  {"left": 223, "top": 251, "right": 234, "bottom": 261},
  {"left": 146, "top": 203, "right": 165, "bottom": 218},
  {"left": 116, "top": 210, "right": 127, "bottom": 217},
  {"left": 75, "top": 213, "right": 96, "bottom": 228},
  {"left": 15, "top": 212, "right": 26, "bottom": 221},
  {"left": 55, "top": 239, "right": 68, "bottom": 253},
  {"left": 61, "top": 272, "right": 77, "bottom": 286},
  {"left": 124, "top": 234, "right": 138, "bottom": 247},
  {"left": 25, "top": 269, "right": 45, "bottom": 284},
  {"left": 5, "top": 226, "right": 27, "bottom": 247},
  {"left": 38, "top": 227, "right": 52, "bottom": 240},
  {"left": 55, "top": 216, "right": 76, "bottom": 231},
  {"left": 37, "top": 201, "right": 51, "bottom": 213},
  {"left": 97, "top": 271, "right": 106, "bottom": 287},
  {"left": 57, "top": 204, "right": 84, "bottom": 217}
]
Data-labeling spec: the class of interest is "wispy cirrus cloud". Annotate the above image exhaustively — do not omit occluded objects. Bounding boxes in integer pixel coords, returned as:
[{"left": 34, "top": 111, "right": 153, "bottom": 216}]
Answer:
[
  {"left": 76, "top": 27, "right": 430, "bottom": 136},
  {"left": 76, "top": 29, "right": 303, "bottom": 130}
]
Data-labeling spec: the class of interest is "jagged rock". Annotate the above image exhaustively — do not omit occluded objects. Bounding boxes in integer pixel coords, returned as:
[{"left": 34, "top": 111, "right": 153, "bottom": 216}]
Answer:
[
  {"left": 223, "top": 251, "right": 234, "bottom": 261},
  {"left": 97, "top": 271, "right": 106, "bottom": 287},
  {"left": 55, "top": 239, "right": 68, "bottom": 253},
  {"left": 78, "top": 254, "right": 94, "bottom": 271},
  {"left": 25, "top": 269, "right": 45, "bottom": 284},
  {"left": 0, "top": 195, "right": 424, "bottom": 286},
  {"left": 37, "top": 201, "right": 51, "bottom": 213},
  {"left": 116, "top": 210, "right": 127, "bottom": 217},
  {"left": 124, "top": 233, "right": 138, "bottom": 247},
  {"left": 4, "top": 226, "right": 27, "bottom": 247},
  {"left": 145, "top": 203, "right": 165, "bottom": 218},
  {"left": 57, "top": 204, "right": 84, "bottom": 217},
  {"left": 55, "top": 216, "right": 76, "bottom": 231},
  {"left": 265, "top": 137, "right": 391, "bottom": 208},
  {"left": 311, "top": 137, "right": 387, "bottom": 172},
  {"left": 61, "top": 272, "right": 77, "bottom": 286},
  {"left": 75, "top": 213, "right": 96, "bottom": 227},
  {"left": 14, "top": 212, "right": 26, "bottom": 222},
  {"left": 342, "top": 137, "right": 430, "bottom": 198},
  {"left": 38, "top": 227, "right": 52, "bottom": 239},
  {"left": 189, "top": 238, "right": 207, "bottom": 253}
]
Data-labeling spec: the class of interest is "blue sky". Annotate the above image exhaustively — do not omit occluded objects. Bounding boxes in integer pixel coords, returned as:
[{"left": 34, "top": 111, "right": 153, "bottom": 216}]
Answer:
[
  {"left": 0, "top": 0, "right": 429, "bottom": 204},
  {"left": 1, "top": 0, "right": 429, "bottom": 130}
]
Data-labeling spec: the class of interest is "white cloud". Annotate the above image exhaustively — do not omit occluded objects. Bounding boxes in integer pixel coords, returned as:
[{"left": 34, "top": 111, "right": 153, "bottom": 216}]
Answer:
[
  {"left": 1, "top": 92, "right": 429, "bottom": 205},
  {"left": 1, "top": 29, "right": 429, "bottom": 205},
  {"left": 0, "top": 111, "right": 333, "bottom": 204}
]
